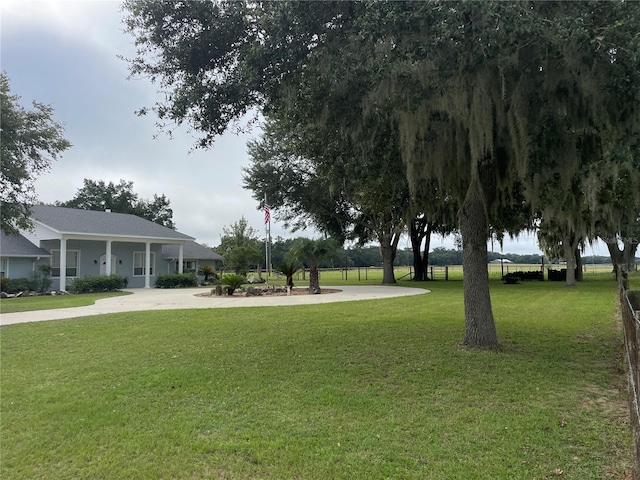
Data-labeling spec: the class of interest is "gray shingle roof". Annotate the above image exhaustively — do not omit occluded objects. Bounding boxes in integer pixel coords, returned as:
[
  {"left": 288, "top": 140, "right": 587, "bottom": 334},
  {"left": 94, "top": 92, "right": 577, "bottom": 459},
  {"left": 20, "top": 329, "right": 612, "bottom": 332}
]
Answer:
[
  {"left": 162, "top": 241, "right": 223, "bottom": 261},
  {"left": 0, "top": 231, "right": 51, "bottom": 257},
  {"left": 30, "top": 205, "right": 193, "bottom": 241}
]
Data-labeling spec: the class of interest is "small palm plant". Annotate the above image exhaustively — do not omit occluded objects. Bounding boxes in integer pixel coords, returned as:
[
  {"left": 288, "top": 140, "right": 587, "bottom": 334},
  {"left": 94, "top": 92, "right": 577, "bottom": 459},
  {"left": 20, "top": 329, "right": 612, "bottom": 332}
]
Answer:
[
  {"left": 221, "top": 273, "right": 245, "bottom": 296},
  {"left": 277, "top": 258, "right": 301, "bottom": 288},
  {"left": 291, "top": 238, "right": 339, "bottom": 294},
  {"left": 198, "top": 265, "right": 217, "bottom": 283}
]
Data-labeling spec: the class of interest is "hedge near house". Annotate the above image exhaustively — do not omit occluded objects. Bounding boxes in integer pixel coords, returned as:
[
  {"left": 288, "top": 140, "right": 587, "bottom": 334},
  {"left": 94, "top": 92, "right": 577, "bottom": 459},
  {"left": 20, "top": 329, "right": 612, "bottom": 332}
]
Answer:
[
  {"left": 69, "top": 275, "right": 126, "bottom": 293},
  {"left": 155, "top": 273, "right": 198, "bottom": 289}
]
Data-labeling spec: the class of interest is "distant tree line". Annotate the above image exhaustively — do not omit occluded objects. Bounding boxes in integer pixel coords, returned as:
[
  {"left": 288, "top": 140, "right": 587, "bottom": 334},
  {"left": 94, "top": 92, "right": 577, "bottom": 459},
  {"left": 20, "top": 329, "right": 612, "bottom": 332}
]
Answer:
[
  {"left": 233, "top": 238, "right": 627, "bottom": 271},
  {"left": 56, "top": 179, "right": 175, "bottom": 229}
]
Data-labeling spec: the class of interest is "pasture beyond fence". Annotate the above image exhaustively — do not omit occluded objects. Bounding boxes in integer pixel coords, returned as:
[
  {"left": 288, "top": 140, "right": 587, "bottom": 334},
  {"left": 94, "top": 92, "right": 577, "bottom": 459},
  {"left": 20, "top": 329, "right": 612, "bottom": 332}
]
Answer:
[
  {"left": 263, "top": 263, "right": 619, "bottom": 284},
  {"left": 620, "top": 281, "right": 640, "bottom": 480}
]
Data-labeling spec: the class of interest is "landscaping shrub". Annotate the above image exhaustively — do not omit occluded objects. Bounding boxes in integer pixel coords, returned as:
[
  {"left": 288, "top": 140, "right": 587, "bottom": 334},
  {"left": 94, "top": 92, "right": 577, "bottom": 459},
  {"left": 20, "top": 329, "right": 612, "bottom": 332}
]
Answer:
[
  {"left": 197, "top": 265, "right": 218, "bottom": 283},
  {"left": 502, "top": 270, "right": 544, "bottom": 283},
  {"left": 221, "top": 273, "right": 245, "bottom": 295},
  {"left": 3, "top": 278, "right": 36, "bottom": 294},
  {"left": 31, "top": 264, "right": 52, "bottom": 293},
  {"left": 69, "top": 274, "right": 126, "bottom": 293},
  {"left": 155, "top": 273, "right": 198, "bottom": 288}
]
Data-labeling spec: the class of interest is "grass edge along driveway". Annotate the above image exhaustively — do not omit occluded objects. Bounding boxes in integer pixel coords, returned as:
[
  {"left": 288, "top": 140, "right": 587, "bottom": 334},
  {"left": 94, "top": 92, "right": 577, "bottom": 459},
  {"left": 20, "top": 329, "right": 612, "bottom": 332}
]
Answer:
[{"left": 0, "top": 279, "right": 632, "bottom": 479}]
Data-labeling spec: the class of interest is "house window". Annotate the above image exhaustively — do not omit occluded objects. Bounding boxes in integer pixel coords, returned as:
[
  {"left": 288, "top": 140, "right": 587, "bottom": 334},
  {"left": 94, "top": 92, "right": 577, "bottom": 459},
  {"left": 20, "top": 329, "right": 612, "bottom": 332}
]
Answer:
[
  {"left": 51, "top": 250, "right": 79, "bottom": 277},
  {"left": 184, "top": 260, "right": 197, "bottom": 272},
  {"left": 0, "top": 258, "right": 7, "bottom": 278},
  {"left": 133, "top": 252, "right": 155, "bottom": 276}
]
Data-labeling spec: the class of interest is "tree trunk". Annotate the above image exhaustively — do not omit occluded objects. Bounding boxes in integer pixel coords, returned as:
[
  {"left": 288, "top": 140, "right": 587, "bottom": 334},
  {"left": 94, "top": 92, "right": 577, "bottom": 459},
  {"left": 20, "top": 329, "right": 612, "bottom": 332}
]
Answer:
[
  {"left": 575, "top": 246, "right": 584, "bottom": 282},
  {"left": 606, "top": 241, "right": 624, "bottom": 279},
  {"left": 422, "top": 233, "right": 432, "bottom": 280},
  {"left": 309, "top": 266, "right": 321, "bottom": 294},
  {"left": 564, "top": 235, "right": 578, "bottom": 287},
  {"left": 380, "top": 235, "right": 397, "bottom": 285},
  {"left": 623, "top": 241, "right": 639, "bottom": 272},
  {"left": 607, "top": 239, "right": 639, "bottom": 278},
  {"left": 410, "top": 218, "right": 432, "bottom": 281},
  {"left": 460, "top": 180, "right": 499, "bottom": 349},
  {"left": 410, "top": 233, "right": 426, "bottom": 281}
]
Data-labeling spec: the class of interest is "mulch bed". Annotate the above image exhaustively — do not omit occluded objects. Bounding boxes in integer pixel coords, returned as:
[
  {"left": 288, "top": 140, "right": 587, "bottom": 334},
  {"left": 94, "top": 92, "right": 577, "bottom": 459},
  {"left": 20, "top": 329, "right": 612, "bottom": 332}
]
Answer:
[{"left": 196, "top": 286, "right": 341, "bottom": 298}]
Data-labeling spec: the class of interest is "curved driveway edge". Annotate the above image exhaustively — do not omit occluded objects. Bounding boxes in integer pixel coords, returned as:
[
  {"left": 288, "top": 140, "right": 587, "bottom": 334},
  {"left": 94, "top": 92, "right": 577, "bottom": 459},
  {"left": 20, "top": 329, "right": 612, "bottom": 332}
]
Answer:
[{"left": 0, "top": 285, "right": 429, "bottom": 326}]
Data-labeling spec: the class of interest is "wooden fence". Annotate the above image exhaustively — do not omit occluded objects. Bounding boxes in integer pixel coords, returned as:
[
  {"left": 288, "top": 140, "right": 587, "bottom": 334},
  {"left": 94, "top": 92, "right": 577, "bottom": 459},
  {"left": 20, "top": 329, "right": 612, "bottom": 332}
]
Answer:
[{"left": 620, "top": 279, "right": 640, "bottom": 480}]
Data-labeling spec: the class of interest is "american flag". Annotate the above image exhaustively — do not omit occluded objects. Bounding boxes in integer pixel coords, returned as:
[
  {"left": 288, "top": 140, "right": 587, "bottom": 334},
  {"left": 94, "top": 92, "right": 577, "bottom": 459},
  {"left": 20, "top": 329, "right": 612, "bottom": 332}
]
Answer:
[{"left": 264, "top": 202, "right": 270, "bottom": 224}]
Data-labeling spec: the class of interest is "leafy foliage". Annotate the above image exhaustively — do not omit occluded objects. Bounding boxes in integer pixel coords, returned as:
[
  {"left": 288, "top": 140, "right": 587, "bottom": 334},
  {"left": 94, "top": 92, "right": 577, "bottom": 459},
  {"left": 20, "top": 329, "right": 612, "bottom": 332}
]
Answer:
[
  {"left": 214, "top": 217, "right": 263, "bottom": 275},
  {"left": 69, "top": 275, "right": 126, "bottom": 293},
  {"left": 244, "top": 115, "right": 410, "bottom": 284},
  {"left": 0, "top": 73, "right": 71, "bottom": 235},
  {"left": 197, "top": 265, "right": 217, "bottom": 283},
  {"left": 221, "top": 273, "right": 245, "bottom": 295},
  {"left": 58, "top": 178, "right": 175, "bottom": 228},
  {"left": 154, "top": 273, "right": 198, "bottom": 289},
  {"left": 276, "top": 258, "right": 301, "bottom": 288},
  {"left": 122, "top": 1, "right": 640, "bottom": 347},
  {"left": 0, "top": 265, "right": 51, "bottom": 294}
]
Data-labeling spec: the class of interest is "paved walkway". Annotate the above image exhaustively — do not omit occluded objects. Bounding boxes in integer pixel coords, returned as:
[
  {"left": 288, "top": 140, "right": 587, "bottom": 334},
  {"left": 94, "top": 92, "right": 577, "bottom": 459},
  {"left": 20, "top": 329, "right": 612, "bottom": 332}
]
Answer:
[{"left": 0, "top": 285, "right": 429, "bottom": 326}]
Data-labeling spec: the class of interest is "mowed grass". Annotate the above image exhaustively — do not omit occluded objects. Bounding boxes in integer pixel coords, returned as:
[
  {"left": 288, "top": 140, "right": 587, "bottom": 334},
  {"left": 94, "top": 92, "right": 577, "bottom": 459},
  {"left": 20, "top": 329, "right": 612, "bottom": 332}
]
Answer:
[
  {"left": 0, "top": 279, "right": 632, "bottom": 479},
  {"left": 0, "top": 291, "right": 131, "bottom": 314}
]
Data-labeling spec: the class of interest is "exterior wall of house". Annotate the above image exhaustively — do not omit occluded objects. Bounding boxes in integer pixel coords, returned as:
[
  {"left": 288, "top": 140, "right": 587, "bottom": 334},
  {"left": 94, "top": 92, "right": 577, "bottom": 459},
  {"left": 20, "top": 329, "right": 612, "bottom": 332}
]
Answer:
[
  {"left": 0, "top": 257, "right": 50, "bottom": 280},
  {"left": 21, "top": 223, "right": 60, "bottom": 245},
  {"left": 40, "top": 239, "right": 165, "bottom": 289}
]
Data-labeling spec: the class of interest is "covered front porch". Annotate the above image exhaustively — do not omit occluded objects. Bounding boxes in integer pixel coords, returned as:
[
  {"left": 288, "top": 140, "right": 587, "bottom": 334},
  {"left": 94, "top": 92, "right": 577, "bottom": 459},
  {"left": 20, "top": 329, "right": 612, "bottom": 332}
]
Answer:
[{"left": 41, "top": 236, "right": 188, "bottom": 291}]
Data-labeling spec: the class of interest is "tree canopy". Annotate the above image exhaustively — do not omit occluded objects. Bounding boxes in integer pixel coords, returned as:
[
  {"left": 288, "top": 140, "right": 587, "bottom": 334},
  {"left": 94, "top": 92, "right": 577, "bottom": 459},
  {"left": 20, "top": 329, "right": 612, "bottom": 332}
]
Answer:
[
  {"left": 57, "top": 178, "right": 175, "bottom": 228},
  {"left": 243, "top": 113, "right": 411, "bottom": 284},
  {"left": 122, "top": 1, "right": 640, "bottom": 348},
  {"left": 1, "top": 72, "right": 71, "bottom": 235},
  {"left": 213, "top": 217, "right": 263, "bottom": 275}
]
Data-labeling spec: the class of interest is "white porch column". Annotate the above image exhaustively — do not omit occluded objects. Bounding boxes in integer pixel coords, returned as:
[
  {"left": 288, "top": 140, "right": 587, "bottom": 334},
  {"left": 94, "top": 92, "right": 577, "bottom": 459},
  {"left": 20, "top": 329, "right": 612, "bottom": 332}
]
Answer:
[
  {"left": 59, "top": 238, "right": 67, "bottom": 291},
  {"left": 178, "top": 244, "right": 184, "bottom": 274},
  {"left": 105, "top": 240, "right": 112, "bottom": 275},
  {"left": 144, "top": 242, "right": 151, "bottom": 288}
]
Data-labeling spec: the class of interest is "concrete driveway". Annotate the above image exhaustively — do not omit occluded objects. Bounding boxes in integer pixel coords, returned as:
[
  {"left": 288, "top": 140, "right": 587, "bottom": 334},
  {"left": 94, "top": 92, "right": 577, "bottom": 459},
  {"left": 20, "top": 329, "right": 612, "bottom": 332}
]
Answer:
[{"left": 0, "top": 285, "right": 429, "bottom": 326}]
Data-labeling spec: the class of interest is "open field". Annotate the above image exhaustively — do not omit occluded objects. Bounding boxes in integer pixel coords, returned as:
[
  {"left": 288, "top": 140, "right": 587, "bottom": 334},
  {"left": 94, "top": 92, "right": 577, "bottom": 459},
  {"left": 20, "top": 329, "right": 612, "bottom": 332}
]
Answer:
[
  {"left": 0, "top": 278, "right": 632, "bottom": 479},
  {"left": 273, "top": 262, "right": 620, "bottom": 285}
]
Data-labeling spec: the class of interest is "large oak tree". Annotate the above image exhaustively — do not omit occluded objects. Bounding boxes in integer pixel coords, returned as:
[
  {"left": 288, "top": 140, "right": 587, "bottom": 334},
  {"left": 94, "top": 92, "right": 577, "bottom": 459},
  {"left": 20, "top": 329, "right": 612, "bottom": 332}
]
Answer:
[
  {"left": 122, "top": 1, "right": 640, "bottom": 348},
  {"left": 1, "top": 73, "right": 71, "bottom": 235},
  {"left": 244, "top": 113, "right": 410, "bottom": 285}
]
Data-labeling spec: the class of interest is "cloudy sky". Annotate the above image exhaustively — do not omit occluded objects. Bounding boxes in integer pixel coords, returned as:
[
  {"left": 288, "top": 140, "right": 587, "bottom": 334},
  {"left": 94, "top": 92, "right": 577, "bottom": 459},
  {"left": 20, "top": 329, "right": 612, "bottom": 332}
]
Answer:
[{"left": 1, "top": 0, "right": 608, "bottom": 256}]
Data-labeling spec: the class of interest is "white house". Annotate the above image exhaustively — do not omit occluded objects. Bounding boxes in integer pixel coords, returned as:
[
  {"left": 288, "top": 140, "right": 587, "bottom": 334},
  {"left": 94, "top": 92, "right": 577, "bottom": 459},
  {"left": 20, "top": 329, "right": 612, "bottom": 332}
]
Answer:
[{"left": 0, "top": 205, "right": 222, "bottom": 290}]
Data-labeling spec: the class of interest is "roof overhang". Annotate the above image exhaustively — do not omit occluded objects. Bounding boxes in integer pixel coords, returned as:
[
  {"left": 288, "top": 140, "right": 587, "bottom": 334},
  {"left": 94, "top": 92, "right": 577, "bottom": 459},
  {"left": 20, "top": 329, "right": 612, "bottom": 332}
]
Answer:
[
  {"left": 1, "top": 253, "right": 52, "bottom": 258},
  {"left": 48, "top": 233, "right": 193, "bottom": 244}
]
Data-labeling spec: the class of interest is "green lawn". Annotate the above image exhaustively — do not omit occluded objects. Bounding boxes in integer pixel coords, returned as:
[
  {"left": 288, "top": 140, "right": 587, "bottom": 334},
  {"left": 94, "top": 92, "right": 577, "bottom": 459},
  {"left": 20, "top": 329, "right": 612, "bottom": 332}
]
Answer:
[
  {"left": 0, "top": 291, "right": 131, "bottom": 314},
  {"left": 0, "top": 279, "right": 632, "bottom": 479}
]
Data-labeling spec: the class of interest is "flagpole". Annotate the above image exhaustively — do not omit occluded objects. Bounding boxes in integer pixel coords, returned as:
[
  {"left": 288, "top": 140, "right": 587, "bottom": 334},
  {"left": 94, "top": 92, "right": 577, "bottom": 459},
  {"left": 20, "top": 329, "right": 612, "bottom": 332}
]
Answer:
[
  {"left": 264, "top": 196, "right": 268, "bottom": 275},
  {"left": 264, "top": 195, "right": 271, "bottom": 279},
  {"left": 268, "top": 208, "right": 272, "bottom": 277}
]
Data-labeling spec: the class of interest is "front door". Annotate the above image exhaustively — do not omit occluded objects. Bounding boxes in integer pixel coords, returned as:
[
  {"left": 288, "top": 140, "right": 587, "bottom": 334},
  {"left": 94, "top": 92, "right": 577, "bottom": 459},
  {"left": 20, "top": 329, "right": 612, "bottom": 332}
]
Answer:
[{"left": 100, "top": 254, "right": 117, "bottom": 275}]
